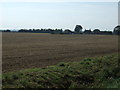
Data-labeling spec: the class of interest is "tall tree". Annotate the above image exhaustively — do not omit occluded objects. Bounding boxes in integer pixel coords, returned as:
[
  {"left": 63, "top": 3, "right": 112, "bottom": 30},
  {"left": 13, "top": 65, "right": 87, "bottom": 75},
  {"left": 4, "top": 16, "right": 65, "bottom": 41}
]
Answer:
[
  {"left": 74, "top": 25, "right": 83, "bottom": 34},
  {"left": 113, "top": 25, "right": 120, "bottom": 35}
]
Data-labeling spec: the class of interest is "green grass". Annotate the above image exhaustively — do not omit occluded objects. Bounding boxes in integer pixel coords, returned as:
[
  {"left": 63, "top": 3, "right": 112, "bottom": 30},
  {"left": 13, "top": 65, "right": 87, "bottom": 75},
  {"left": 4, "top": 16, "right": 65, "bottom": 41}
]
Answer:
[{"left": 2, "top": 53, "right": 120, "bottom": 88}]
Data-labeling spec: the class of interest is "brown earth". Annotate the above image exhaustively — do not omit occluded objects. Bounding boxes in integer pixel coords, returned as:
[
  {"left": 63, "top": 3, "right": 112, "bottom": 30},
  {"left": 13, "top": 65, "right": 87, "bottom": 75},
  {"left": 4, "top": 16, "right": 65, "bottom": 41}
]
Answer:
[{"left": 2, "top": 32, "right": 119, "bottom": 73}]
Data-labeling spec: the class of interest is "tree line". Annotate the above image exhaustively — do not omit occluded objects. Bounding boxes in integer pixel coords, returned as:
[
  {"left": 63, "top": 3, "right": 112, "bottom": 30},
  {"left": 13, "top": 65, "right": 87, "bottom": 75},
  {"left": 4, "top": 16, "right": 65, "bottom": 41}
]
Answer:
[{"left": 1, "top": 25, "right": 120, "bottom": 35}]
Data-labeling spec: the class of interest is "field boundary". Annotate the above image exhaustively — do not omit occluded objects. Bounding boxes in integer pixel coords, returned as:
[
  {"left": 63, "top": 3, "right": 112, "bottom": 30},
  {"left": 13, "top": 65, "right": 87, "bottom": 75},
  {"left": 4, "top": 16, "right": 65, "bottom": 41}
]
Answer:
[{"left": 2, "top": 53, "right": 119, "bottom": 88}]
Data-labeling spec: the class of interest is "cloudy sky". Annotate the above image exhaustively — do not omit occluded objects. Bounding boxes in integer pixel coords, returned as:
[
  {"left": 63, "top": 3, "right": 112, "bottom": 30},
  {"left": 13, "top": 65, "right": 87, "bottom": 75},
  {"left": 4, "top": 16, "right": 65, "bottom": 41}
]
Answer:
[{"left": 0, "top": 0, "right": 118, "bottom": 31}]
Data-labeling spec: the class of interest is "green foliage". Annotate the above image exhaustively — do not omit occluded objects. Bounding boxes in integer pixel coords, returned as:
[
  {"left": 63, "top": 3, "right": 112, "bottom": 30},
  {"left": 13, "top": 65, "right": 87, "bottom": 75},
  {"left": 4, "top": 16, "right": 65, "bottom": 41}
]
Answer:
[
  {"left": 2, "top": 53, "right": 120, "bottom": 88},
  {"left": 57, "top": 62, "right": 66, "bottom": 67}
]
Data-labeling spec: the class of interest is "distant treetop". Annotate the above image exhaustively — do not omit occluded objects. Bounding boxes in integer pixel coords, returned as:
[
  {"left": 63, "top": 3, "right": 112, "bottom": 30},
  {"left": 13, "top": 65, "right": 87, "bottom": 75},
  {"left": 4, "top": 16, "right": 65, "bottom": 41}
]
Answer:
[
  {"left": 113, "top": 25, "right": 120, "bottom": 35},
  {"left": 74, "top": 25, "right": 83, "bottom": 34}
]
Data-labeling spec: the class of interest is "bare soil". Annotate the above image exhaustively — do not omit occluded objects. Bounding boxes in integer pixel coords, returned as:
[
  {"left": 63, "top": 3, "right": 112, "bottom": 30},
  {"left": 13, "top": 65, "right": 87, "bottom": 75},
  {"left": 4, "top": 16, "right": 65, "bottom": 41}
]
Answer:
[{"left": 2, "top": 32, "right": 118, "bottom": 73}]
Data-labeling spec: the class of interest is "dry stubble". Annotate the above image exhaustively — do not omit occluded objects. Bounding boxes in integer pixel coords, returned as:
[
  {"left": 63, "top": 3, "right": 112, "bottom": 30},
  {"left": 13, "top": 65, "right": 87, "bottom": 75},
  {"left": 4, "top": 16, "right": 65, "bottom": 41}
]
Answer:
[{"left": 2, "top": 33, "right": 118, "bottom": 73}]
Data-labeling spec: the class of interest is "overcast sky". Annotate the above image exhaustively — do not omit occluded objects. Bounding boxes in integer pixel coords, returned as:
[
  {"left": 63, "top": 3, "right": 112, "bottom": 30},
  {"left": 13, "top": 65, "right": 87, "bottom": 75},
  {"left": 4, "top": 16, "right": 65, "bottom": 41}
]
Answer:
[{"left": 0, "top": 1, "right": 118, "bottom": 31}]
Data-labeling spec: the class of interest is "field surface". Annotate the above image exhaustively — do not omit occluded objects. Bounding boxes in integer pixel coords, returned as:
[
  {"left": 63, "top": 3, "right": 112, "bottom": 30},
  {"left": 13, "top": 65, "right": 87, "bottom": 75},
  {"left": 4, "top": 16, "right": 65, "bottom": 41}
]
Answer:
[{"left": 2, "top": 33, "right": 118, "bottom": 73}]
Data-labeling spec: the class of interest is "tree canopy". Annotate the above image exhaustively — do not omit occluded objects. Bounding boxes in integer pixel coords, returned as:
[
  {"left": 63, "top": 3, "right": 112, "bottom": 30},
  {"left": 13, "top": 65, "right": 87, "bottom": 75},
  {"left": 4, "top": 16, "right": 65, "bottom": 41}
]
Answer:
[
  {"left": 114, "top": 25, "right": 120, "bottom": 35},
  {"left": 74, "top": 25, "right": 83, "bottom": 34}
]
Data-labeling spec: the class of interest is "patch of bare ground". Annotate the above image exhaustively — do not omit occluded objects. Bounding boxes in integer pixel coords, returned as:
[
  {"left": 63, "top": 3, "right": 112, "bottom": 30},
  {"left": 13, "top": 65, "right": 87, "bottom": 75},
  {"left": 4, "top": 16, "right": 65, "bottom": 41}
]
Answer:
[{"left": 2, "top": 33, "right": 119, "bottom": 73}]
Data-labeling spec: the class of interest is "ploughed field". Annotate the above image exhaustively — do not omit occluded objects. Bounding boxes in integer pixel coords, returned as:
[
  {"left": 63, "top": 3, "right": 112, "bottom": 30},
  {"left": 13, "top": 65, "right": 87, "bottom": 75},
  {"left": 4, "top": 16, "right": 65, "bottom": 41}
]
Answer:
[{"left": 2, "top": 32, "right": 118, "bottom": 73}]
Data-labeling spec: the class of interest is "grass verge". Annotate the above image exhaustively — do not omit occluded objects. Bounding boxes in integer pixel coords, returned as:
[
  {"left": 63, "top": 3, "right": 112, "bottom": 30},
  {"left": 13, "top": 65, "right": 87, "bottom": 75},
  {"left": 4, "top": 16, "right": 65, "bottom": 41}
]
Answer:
[{"left": 2, "top": 53, "right": 120, "bottom": 88}]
